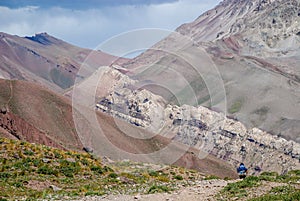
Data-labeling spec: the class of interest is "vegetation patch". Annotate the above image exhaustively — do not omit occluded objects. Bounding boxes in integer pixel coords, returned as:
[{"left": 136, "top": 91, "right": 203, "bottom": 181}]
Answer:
[
  {"left": 0, "top": 138, "right": 204, "bottom": 200},
  {"left": 173, "top": 175, "right": 183, "bottom": 180},
  {"left": 248, "top": 186, "right": 300, "bottom": 201},
  {"left": 218, "top": 171, "right": 300, "bottom": 201},
  {"left": 147, "top": 185, "right": 172, "bottom": 194},
  {"left": 219, "top": 176, "right": 261, "bottom": 199},
  {"left": 228, "top": 98, "right": 244, "bottom": 114},
  {"left": 204, "top": 175, "right": 220, "bottom": 180}
]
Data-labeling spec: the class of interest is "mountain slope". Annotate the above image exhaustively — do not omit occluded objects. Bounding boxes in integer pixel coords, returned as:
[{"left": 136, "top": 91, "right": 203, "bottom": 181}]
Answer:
[
  {"left": 0, "top": 32, "right": 128, "bottom": 92},
  {"left": 122, "top": 0, "right": 300, "bottom": 143},
  {"left": 0, "top": 137, "right": 209, "bottom": 200},
  {"left": 93, "top": 66, "right": 300, "bottom": 175},
  {"left": 0, "top": 79, "right": 82, "bottom": 150},
  {"left": 0, "top": 78, "right": 236, "bottom": 178}
]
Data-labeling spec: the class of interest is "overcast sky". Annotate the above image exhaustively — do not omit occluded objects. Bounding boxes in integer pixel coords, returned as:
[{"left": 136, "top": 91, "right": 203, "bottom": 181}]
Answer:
[{"left": 0, "top": 0, "right": 221, "bottom": 50}]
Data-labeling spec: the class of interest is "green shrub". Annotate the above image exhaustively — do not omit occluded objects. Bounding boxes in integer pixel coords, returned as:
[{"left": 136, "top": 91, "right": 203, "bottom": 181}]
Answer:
[
  {"left": 248, "top": 189, "right": 300, "bottom": 201},
  {"left": 204, "top": 175, "right": 220, "bottom": 180},
  {"left": 270, "top": 185, "right": 295, "bottom": 194},
  {"left": 12, "top": 181, "right": 23, "bottom": 188},
  {"left": 259, "top": 172, "right": 278, "bottom": 182},
  {"left": 108, "top": 173, "right": 118, "bottom": 179},
  {"left": 288, "top": 170, "right": 300, "bottom": 176},
  {"left": 81, "top": 158, "right": 89, "bottom": 166},
  {"left": 53, "top": 151, "right": 63, "bottom": 159},
  {"left": 90, "top": 166, "right": 104, "bottom": 174},
  {"left": 103, "top": 166, "right": 113, "bottom": 172},
  {"left": 222, "top": 176, "right": 260, "bottom": 198},
  {"left": 23, "top": 150, "right": 34, "bottom": 156},
  {"left": 85, "top": 191, "right": 105, "bottom": 196},
  {"left": 275, "top": 174, "right": 290, "bottom": 182},
  {"left": 173, "top": 175, "right": 183, "bottom": 180},
  {"left": 13, "top": 160, "right": 30, "bottom": 170},
  {"left": 58, "top": 160, "right": 81, "bottom": 177},
  {"left": 59, "top": 167, "right": 74, "bottom": 177},
  {"left": 148, "top": 185, "right": 171, "bottom": 194},
  {"left": 32, "top": 159, "right": 42, "bottom": 167},
  {"left": 37, "top": 165, "right": 57, "bottom": 176},
  {"left": 260, "top": 172, "right": 278, "bottom": 177},
  {"left": 148, "top": 170, "right": 159, "bottom": 177},
  {"left": 0, "top": 172, "right": 12, "bottom": 178}
]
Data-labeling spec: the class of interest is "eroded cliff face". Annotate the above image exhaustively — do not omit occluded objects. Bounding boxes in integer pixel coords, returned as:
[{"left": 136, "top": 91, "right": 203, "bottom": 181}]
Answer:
[{"left": 96, "top": 67, "right": 300, "bottom": 174}]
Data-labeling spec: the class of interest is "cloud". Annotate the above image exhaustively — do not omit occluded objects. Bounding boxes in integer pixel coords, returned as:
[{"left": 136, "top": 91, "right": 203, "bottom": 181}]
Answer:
[
  {"left": 0, "top": 0, "right": 179, "bottom": 9},
  {"left": 0, "top": 0, "right": 221, "bottom": 50}
]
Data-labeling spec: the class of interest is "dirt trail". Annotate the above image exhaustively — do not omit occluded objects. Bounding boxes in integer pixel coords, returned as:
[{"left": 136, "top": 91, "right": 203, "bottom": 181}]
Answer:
[
  {"left": 65, "top": 178, "right": 297, "bottom": 201},
  {"left": 72, "top": 179, "right": 237, "bottom": 201}
]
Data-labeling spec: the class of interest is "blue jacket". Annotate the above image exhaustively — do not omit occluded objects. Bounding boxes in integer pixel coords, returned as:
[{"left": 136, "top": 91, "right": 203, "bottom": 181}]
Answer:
[{"left": 237, "top": 164, "right": 247, "bottom": 173}]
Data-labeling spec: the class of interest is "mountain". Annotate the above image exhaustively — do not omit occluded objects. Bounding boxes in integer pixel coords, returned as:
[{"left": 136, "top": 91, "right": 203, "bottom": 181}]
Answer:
[
  {"left": 122, "top": 0, "right": 300, "bottom": 143},
  {"left": 74, "top": 0, "right": 300, "bottom": 175},
  {"left": 0, "top": 32, "right": 129, "bottom": 92},
  {"left": 94, "top": 67, "right": 300, "bottom": 174},
  {"left": 0, "top": 78, "right": 236, "bottom": 178},
  {"left": 0, "top": 0, "right": 299, "bottom": 182}
]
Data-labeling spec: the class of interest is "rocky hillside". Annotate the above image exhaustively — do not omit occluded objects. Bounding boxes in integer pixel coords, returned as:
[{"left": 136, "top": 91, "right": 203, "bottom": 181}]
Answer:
[
  {"left": 0, "top": 77, "right": 236, "bottom": 178},
  {"left": 0, "top": 137, "right": 206, "bottom": 200},
  {"left": 122, "top": 0, "right": 300, "bottom": 144},
  {"left": 95, "top": 67, "right": 300, "bottom": 174},
  {"left": 0, "top": 32, "right": 128, "bottom": 92}
]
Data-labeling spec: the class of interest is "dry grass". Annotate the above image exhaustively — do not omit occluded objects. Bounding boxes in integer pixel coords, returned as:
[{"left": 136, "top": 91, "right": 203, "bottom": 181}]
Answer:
[{"left": 0, "top": 137, "right": 206, "bottom": 200}]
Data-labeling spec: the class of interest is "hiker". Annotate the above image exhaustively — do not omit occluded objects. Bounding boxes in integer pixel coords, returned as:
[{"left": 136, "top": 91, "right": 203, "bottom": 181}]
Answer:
[{"left": 237, "top": 163, "right": 247, "bottom": 179}]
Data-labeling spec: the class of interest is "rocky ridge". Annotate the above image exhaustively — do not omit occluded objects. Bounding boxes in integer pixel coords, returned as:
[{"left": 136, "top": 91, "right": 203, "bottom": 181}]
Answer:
[{"left": 96, "top": 67, "right": 300, "bottom": 174}]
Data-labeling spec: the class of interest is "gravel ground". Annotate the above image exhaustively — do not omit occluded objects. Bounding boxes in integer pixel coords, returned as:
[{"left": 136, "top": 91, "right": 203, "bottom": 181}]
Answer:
[{"left": 69, "top": 179, "right": 235, "bottom": 201}]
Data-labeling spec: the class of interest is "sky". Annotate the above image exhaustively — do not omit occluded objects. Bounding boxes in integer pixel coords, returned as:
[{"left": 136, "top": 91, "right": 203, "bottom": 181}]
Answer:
[{"left": 0, "top": 0, "right": 221, "bottom": 51}]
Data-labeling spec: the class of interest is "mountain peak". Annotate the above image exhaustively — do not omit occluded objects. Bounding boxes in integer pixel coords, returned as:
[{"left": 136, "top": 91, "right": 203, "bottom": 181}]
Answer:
[
  {"left": 25, "top": 32, "right": 55, "bottom": 45},
  {"left": 176, "top": 0, "right": 300, "bottom": 51}
]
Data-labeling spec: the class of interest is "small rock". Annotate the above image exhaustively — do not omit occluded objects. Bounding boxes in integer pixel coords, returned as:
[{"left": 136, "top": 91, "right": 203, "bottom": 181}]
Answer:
[
  {"left": 50, "top": 185, "right": 62, "bottom": 192},
  {"left": 134, "top": 195, "right": 141, "bottom": 199},
  {"left": 83, "top": 147, "right": 93, "bottom": 153},
  {"left": 0, "top": 107, "right": 7, "bottom": 114},
  {"left": 102, "top": 156, "right": 114, "bottom": 164},
  {"left": 42, "top": 158, "right": 50, "bottom": 163},
  {"left": 13, "top": 154, "right": 20, "bottom": 159},
  {"left": 66, "top": 158, "right": 76, "bottom": 163}
]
